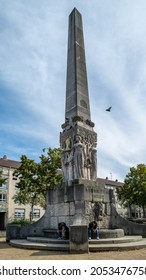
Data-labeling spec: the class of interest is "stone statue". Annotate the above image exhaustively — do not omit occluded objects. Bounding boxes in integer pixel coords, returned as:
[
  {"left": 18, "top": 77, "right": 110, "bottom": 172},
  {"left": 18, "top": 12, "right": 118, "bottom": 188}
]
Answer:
[
  {"left": 90, "top": 143, "right": 97, "bottom": 180},
  {"left": 73, "top": 135, "right": 85, "bottom": 179},
  {"left": 93, "top": 202, "right": 104, "bottom": 220},
  {"left": 67, "top": 150, "right": 74, "bottom": 180},
  {"left": 62, "top": 149, "right": 73, "bottom": 181},
  {"left": 61, "top": 150, "right": 66, "bottom": 180}
]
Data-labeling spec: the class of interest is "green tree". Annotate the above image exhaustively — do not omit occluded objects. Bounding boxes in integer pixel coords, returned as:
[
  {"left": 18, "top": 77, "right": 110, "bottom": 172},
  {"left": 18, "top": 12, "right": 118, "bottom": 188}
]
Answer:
[
  {"left": 0, "top": 170, "right": 7, "bottom": 186},
  {"left": 13, "top": 148, "right": 62, "bottom": 222},
  {"left": 13, "top": 155, "right": 41, "bottom": 223},
  {"left": 38, "top": 147, "right": 62, "bottom": 192},
  {"left": 117, "top": 164, "right": 146, "bottom": 218}
]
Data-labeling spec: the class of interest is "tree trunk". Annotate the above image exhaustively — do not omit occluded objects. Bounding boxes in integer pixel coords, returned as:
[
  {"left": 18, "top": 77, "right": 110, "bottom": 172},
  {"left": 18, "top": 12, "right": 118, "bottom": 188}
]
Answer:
[
  {"left": 30, "top": 202, "right": 34, "bottom": 223},
  {"left": 129, "top": 204, "right": 132, "bottom": 218},
  {"left": 142, "top": 205, "right": 146, "bottom": 218}
]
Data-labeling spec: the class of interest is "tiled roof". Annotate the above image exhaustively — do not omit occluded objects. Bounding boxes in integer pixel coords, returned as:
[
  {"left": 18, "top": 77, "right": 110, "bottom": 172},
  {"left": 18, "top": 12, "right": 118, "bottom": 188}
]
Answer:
[
  {"left": 0, "top": 157, "right": 21, "bottom": 169},
  {"left": 97, "top": 177, "right": 123, "bottom": 187}
]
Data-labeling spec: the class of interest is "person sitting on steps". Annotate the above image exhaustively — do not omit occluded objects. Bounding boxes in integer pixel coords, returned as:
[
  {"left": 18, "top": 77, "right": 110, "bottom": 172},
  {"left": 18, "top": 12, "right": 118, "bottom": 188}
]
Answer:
[
  {"left": 57, "top": 222, "right": 69, "bottom": 240},
  {"left": 88, "top": 220, "right": 99, "bottom": 240}
]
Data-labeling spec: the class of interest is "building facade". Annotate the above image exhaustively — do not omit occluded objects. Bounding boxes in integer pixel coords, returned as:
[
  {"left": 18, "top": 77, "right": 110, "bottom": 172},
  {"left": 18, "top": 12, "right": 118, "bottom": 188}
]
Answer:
[
  {"left": 97, "top": 178, "right": 143, "bottom": 219},
  {"left": 0, "top": 155, "right": 45, "bottom": 230},
  {"left": 96, "top": 177, "right": 125, "bottom": 217}
]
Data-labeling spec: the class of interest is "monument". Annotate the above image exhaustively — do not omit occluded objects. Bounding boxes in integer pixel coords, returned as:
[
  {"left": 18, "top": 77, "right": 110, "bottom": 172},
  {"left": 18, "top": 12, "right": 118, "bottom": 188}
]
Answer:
[
  {"left": 7, "top": 9, "right": 115, "bottom": 245},
  {"left": 46, "top": 8, "right": 113, "bottom": 229},
  {"left": 60, "top": 8, "right": 97, "bottom": 183},
  {"left": 7, "top": 8, "right": 146, "bottom": 252}
]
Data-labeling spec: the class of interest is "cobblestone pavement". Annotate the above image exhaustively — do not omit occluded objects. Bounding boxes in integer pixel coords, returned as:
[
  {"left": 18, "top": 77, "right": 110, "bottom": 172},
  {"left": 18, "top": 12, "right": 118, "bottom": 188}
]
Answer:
[{"left": 0, "top": 238, "right": 146, "bottom": 260}]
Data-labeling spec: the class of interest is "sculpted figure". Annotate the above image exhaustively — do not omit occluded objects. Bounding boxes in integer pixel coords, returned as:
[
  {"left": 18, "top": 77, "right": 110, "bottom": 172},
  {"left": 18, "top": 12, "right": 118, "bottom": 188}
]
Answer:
[
  {"left": 86, "top": 139, "right": 93, "bottom": 180},
  {"left": 90, "top": 143, "right": 97, "bottom": 181},
  {"left": 65, "top": 137, "right": 71, "bottom": 151},
  {"left": 61, "top": 150, "right": 67, "bottom": 180},
  {"left": 73, "top": 135, "right": 85, "bottom": 179},
  {"left": 62, "top": 150, "right": 73, "bottom": 181},
  {"left": 67, "top": 150, "right": 73, "bottom": 181}
]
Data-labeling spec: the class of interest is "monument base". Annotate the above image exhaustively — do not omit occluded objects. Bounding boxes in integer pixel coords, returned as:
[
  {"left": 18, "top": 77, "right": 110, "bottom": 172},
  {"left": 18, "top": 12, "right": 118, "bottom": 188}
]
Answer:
[
  {"left": 46, "top": 179, "right": 114, "bottom": 229},
  {"left": 69, "top": 225, "right": 89, "bottom": 253},
  {"left": 6, "top": 180, "right": 119, "bottom": 241}
]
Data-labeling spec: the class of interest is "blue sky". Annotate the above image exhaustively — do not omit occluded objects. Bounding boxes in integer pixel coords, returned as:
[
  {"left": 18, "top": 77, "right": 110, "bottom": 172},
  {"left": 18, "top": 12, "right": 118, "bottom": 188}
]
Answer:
[{"left": 1, "top": 0, "right": 146, "bottom": 182}]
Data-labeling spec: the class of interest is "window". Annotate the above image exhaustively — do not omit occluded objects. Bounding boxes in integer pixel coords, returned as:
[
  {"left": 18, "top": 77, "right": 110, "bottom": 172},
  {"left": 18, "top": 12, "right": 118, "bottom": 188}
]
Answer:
[
  {"left": 105, "top": 185, "right": 114, "bottom": 190},
  {"left": 0, "top": 193, "right": 6, "bottom": 201},
  {"left": 0, "top": 175, "right": 8, "bottom": 190},
  {"left": 0, "top": 167, "right": 9, "bottom": 175},
  {"left": 32, "top": 209, "right": 40, "bottom": 218},
  {"left": 2, "top": 168, "right": 9, "bottom": 175},
  {"left": 1, "top": 182, "right": 7, "bottom": 189},
  {"left": 15, "top": 209, "right": 25, "bottom": 218}
]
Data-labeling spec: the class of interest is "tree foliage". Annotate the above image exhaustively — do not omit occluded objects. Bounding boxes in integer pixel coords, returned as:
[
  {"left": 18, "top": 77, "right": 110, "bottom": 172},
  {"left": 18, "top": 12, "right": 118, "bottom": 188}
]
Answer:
[
  {"left": 13, "top": 148, "right": 62, "bottom": 222},
  {"left": 0, "top": 170, "right": 7, "bottom": 186},
  {"left": 116, "top": 164, "right": 146, "bottom": 217},
  {"left": 38, "top": 147, "right": 62, "bottom": 192}
]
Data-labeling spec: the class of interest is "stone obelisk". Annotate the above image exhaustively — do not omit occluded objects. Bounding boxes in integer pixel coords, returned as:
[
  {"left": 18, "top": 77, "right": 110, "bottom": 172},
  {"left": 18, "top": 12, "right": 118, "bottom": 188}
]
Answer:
[
  {"left": 60, "top": 8, "right": 97, "bottom": 183},
  {"left": 65, "top": 8, "right": 91, "bottom": 122}
]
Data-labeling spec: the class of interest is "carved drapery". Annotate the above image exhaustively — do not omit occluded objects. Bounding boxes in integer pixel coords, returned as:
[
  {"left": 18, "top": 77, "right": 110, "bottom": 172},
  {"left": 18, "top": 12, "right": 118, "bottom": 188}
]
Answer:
[{"left": 60, "top": 125, "right": 97, "bottom": 181}]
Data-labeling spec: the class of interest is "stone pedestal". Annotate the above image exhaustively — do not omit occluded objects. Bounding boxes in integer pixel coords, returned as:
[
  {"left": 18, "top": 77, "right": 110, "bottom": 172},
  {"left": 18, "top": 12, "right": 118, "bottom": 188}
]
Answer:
[
  {"left": 46, "top": 179, "right": 114, "bottom": 230},
  {"left": 69, "top": 225, "right": 88, "bottom": 253},
  {"left": 6, "top": 224, "right": 21, "bottom": 242}
]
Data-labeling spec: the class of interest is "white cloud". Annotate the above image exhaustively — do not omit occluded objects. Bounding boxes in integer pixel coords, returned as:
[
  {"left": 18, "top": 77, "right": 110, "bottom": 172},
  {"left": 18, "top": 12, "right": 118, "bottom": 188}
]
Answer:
[{"left": 1, "top": 0, "right": 146, "bottom": 181}]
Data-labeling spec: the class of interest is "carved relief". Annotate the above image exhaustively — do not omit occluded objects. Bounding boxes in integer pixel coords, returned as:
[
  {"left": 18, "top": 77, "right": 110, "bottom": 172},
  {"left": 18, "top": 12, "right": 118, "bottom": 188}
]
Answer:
[
  {"left": 72, "top": 116, "right": 83, "bottom": 123},
  {"left": 65, "top": 137, "right": 71, "bottom": 151},
  {"left": 93, "top": 202, "right": 106, "bottom": 221},
  {"left": 62, "top": 149, "right": 73, "bottom": 181},
  {"left": 73, "top": 135, "right": 85, "bottom": 179},
  {"left": 90, "top": 143, "right": 97, "bottom": 180},
  {"left": 60, "top": 124, "right": 97, "bottom": 181},
  {"left": 85, "top": 119, "right": 95, "bottom": 127}
]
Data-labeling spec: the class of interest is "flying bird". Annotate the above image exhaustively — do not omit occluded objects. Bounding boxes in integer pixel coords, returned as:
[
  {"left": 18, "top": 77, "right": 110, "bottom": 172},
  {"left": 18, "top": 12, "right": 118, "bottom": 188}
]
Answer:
[{"left": 106, "top": 106, "right": 112, "bottom": 112}]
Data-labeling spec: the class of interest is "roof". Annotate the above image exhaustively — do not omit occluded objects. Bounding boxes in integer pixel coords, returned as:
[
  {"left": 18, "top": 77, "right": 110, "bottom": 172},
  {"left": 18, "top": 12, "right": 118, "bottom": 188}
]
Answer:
[
  {"left": 0, "top": 156, "right": 21, "bottom": 169},
  {"left": 97, "top": 177, "right": 123, "bottom": 187}
]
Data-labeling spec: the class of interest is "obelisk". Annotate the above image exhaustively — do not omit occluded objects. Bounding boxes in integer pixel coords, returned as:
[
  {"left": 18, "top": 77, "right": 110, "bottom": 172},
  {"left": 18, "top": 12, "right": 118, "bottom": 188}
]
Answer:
[
  {"left": 65, "top": 8, "right": 91, "bottom": 122},
  {"left": 60, "top": 8, "right": 97, "bottom": 182}
]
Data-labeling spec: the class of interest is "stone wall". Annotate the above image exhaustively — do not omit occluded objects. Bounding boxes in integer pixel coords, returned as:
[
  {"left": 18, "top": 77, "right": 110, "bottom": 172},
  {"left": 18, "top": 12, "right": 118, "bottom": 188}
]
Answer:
[
  {"left": 111, "top": 204, "right": 146, "bottom": 236},
  {"left": 6, "top": 181, "right": 115, "bottom": 240},
  {"left": 45, "top": 180, "right": 114, "bottom": 229}
]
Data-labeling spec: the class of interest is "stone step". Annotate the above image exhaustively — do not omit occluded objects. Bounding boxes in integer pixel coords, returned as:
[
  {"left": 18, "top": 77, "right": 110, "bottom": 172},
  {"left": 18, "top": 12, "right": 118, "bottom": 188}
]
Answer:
[
  {"left": 27, "top": 235, "right": 142, "bottom": 245},
  {"left": 89, "top": 239, "right": 146, "bottom": 252},
  {"left": 89, "top": 235, "right": 142, "bottom": 244},
  {"left": 43, "top": 228, "right": 125, "bottom": 239},
  {"left": 9, "top": 236, "right": 146, "bottom": 252},
  {"left": 27, "top": 237, "right": 69, "bottom": 244},
  {"left": 10, "top": 239, "right": 69, "bottom": 251}
]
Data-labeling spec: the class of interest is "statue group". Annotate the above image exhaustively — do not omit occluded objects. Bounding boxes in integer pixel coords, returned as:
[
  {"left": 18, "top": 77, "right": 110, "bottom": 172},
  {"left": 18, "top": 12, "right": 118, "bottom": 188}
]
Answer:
[{"left": 61, "top": 132, "right": 97, "bottom": 182}]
